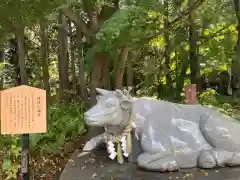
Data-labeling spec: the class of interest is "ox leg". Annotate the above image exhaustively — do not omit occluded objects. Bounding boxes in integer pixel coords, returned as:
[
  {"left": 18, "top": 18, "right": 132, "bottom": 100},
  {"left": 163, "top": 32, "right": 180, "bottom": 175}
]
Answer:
[
  {"left": 198, "top": 148, "right": 240, "bottom": 168},
  {"left": 175, "top": 150, "right": 199, "bottom": 169},
  {"left": 136, "top": 152, "right": 179, "bottom": 172},
  {"left": 77, "top": 133, "right": 106, "bottom": 158},
  {"left": 82, "top": 133, "right": 106, "bottom": 152}
]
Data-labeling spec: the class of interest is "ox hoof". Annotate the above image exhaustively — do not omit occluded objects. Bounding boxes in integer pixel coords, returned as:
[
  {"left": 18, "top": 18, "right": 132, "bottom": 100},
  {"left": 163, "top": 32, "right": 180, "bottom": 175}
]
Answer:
[
  {"left": 198, "top": 150, "right": 217, "bottom": 168},
  {"left": 82, "top": 140, "right": 96, "bottom": 151},
  {"left": 137, "top": 152, "right": 179, "bottom": 172}
]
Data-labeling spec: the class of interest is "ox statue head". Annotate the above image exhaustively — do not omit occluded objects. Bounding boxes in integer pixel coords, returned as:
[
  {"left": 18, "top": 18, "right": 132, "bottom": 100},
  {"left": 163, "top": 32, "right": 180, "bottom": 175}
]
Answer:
[{"left": 84, "top": 88, "right": 133, "bottom": 127}]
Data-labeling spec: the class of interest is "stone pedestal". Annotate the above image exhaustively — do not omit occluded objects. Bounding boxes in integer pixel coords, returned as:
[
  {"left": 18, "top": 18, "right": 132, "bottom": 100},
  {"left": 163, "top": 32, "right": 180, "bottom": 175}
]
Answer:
[{"left": 60, "top": 150, "right": 240, "bottom": 180}]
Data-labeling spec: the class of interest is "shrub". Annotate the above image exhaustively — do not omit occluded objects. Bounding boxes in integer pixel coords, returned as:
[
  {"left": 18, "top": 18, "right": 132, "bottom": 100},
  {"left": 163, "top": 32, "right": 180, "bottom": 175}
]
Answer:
[
  {"left": 199, "top": 89, "right": 219, "bottom": 106},
  {"left": 199, "top": 89, "right": 236, "bottom": 117}
]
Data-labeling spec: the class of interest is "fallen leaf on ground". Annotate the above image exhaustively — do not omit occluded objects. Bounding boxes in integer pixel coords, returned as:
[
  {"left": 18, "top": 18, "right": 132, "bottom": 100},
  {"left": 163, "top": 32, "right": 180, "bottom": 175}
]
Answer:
[
  {"left": 92, "top": 173, "right": 97, "bottom": 178},
  {"left": 183, "top": 173, "right": 193, "bottom": 179},
  {"left": 203, "top": 172, "right": 208, "bottom": 176}
]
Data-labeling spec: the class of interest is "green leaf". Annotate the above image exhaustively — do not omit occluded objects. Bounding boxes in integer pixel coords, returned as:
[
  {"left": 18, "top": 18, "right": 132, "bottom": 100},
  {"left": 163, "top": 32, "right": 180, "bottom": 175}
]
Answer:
[
  {"left": 3, "top": 159, "right": 12, "bottom": 170},
  {"left": 45, "top": 12, "right": 58, "bottom": 21},
  {"left": 56, "top": 4, "right": 70, "bottom": 10},
  {"left": 30, "top": 134, "right": 43, "bottom": 148}
]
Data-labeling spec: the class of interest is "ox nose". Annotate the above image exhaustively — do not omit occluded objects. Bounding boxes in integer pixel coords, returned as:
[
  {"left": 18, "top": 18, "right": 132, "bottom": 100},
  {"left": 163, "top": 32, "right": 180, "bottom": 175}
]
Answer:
[{"left": 84, "top": 106, "right": 104, "bottom": 118}]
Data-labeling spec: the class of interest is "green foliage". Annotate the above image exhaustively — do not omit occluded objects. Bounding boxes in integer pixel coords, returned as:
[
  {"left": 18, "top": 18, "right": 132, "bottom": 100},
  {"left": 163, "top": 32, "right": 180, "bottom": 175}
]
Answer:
[
  {"left": 30, "top": 102, "right": 86, "bottom": 153},
  {"left": 0, "top": 102, "right": 86, "bottom": 179},
  {"left": 220, "top": 103, "right": 235, "bottom": 116},
  {"left": 199, "top": 89, "right": 219, "bottom": 106},
  {"left": 0, "top": 136, "right": 21, "bottom": 180},
  {"left": 199, "top": 89, "right": 236, "bottom": 117},
  {"left": 0, "top": 62, "right": 15, "bottom": 88},
  {"left": 96, "top": 5, "right": 158, "bottom": 51}
]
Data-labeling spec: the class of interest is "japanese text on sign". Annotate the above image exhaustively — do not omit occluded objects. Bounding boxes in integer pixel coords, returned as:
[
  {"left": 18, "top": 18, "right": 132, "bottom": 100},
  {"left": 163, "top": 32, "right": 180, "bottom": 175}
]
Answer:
[{"left": 0, "top": 85, "right": 46, "bottom": 135}]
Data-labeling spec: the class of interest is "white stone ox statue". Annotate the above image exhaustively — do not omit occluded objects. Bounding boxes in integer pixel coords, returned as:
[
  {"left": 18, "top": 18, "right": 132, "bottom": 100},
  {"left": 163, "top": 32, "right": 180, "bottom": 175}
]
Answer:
[{"left": 82, "top": 88, "right": 240, "bottom": 172}]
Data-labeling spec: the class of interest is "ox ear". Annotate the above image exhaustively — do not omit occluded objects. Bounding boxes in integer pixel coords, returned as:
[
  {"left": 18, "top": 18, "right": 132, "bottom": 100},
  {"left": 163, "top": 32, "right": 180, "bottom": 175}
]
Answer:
[
  {"left": 120, "top": 99, "right": 132, "bottom": 110},
  {"left": 115, "top": 89, "right": 124, "bottom": 97},
  {"left": 96, "top": 88, "right": 110, "bottom": 95}
]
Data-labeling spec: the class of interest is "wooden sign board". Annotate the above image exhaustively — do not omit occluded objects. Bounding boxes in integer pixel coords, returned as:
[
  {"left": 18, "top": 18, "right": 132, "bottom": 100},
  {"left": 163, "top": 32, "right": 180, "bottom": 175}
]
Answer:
[
  {"left": 0, "top": 85, "right": 46, "bottom": 135},
  {"left": 184, "top": 84, "right": 197, "bottom": 104}
]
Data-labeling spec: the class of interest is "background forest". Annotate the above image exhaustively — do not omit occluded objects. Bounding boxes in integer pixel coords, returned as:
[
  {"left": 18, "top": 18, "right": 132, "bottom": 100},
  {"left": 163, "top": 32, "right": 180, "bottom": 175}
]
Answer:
[{"left": 1, "top": 0, "right": 240, "bottom": 179}]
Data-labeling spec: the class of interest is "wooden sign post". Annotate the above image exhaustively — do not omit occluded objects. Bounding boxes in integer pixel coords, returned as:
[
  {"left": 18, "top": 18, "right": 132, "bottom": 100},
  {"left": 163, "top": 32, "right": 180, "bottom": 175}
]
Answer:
[
  {"left": 184, "top": 84, "right": 197, "bottom": 104},
  {"left": 0, "top": 85, "right": 46, "bottom": 180}
]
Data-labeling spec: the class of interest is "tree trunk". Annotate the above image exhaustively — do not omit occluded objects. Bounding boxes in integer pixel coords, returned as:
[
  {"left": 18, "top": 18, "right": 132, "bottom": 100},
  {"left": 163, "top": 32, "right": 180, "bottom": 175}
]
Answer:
[
  {"left": 176, "top": 50, "right": 189, "bottom": 101},
  {"left": 88, "top": 51, "right": 110, "bottom": 143},
  {"left": 39, "top": 20, "right": 50, "bottom": 97},
  {"left": 188, "top": 0, "right": 201, "bottom": 91},
  {"left": 232, "top": 0, "right": 240, "bottom": 99},
  {"left": 164, "top": 0, "right": 172, "bottom": 87},
  {"left": 127, "top": 52, "right": 134, "bottom": 88},
  {"left": 0, "top": 43, "right": 4, "bottom": 89},
  {"left": 90, "top": 52, "right": 109, "bottom": 106},
  {"left": 69, "top": 21, "right": 77, "bottom": 94},
  {"left": 115, "top": 47, "right": 129, "bottom": 89},
  {"left": 63, "top": 2, "right": 119, "bottom": 142},
  {"left": 58, "top": 12, "right": 70, "bottom": 100},
  {"left": 16, "top": 24, "right": 28, "bottom": 85},
  {"left": 76, "top": 25, "right": 88, "bottom": 101}
]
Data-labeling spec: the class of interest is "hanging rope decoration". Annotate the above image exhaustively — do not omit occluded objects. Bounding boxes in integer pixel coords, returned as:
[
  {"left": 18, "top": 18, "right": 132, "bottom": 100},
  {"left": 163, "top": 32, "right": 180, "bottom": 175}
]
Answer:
[
  {"left": 105, "top": 87, "right": 134, "bottom": 164},
  {"left": 105, "top": 112, "right": 133, "bottom": 164}
]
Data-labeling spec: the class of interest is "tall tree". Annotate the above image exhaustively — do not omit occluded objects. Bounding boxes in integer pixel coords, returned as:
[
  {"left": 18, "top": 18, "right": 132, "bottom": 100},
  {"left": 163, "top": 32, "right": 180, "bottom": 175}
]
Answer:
[
  {"left": 0, "top": 42, "right": 4, "bottom": 89},
  {"left": 76, "top": 25, "right": 88, "bottom": 101},
  {"left": 58, "top": 11, "right": 70, "bottom": 100},
  {"left": 62, "top": 0, "right": 120, "bottom": 105},
  {"left": 69, "top": 21, "right": 77, "bottom": 94},
  {"left": 232, "top": 0, "right": 240, "bottom": 98},
  {"left": 16, "top": 22, "right": 28, "bottom": 85},
  {"left": 163, "top": 0, "right": 172, "bottom": 87},
  {"left": 127, "top": 51, "right": 134, "bottom": 90},
  {"left": 114, "top": 46, "right": 129, "bottom": 89},
  {"left": 39, "top": 19, "right": 50, "bottom": 97},
  {"left": 188, "top": 0, "right": 201, "bottom": 91}
]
